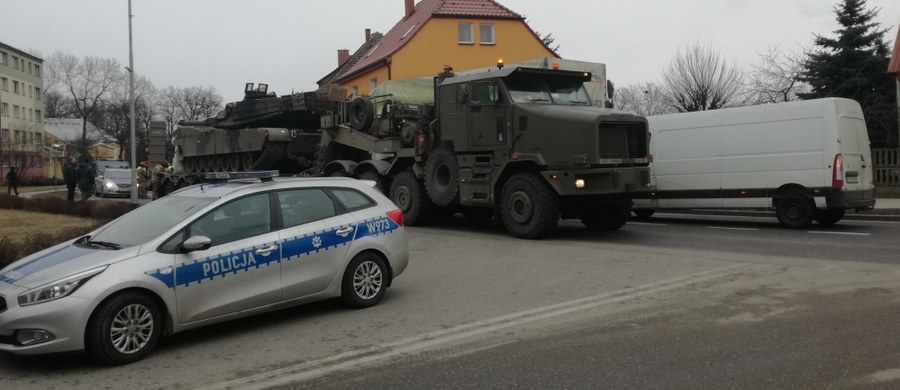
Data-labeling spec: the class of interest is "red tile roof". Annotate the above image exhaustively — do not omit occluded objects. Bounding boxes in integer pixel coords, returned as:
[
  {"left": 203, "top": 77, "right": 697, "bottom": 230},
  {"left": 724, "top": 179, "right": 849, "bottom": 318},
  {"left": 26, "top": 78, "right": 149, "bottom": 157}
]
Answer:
[
  {"left": 336, "top": 0, "right": 524, "bottom": 83},
  {"left": 888, "top": 26, "right": 900, "bottom": 79}
]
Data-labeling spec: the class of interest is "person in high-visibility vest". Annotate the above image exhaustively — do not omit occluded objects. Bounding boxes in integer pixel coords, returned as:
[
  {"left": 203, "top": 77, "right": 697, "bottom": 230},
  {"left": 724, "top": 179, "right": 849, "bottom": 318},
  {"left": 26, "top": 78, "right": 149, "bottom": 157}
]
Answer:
[{"left": 135, "top": 162, "right": 149, "bottom": 199}]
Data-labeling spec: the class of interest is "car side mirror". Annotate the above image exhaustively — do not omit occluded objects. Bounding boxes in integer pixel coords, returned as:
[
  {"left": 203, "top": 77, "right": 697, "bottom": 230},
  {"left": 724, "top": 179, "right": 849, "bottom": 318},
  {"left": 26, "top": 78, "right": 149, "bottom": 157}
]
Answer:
[{"left": 182, "top": 236, "right": 212, "bottom": 252}]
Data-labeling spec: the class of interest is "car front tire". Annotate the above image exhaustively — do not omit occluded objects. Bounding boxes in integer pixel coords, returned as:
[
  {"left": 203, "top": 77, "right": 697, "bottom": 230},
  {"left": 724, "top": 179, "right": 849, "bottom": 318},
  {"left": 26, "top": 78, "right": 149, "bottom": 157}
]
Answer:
[{"left": 86, "top": 292, "right": 162, "bottom": 365}]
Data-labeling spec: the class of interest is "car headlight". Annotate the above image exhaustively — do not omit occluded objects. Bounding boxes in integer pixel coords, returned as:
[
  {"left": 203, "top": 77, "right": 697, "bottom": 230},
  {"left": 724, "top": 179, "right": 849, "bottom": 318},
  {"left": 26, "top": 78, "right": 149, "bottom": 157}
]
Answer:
[
  {"left": 17, "top": 266, "right": 107, "bottom": 306},
  {"left": 105, "top": 181, "right": 116, "bottom": 189}
]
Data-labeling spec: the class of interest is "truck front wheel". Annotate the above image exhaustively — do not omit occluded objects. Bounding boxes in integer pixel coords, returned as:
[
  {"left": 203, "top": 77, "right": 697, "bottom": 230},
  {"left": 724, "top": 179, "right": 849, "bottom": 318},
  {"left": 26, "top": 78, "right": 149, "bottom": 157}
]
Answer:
[
  {"left": 499, "top": 172, "right": 559, "bottom": 239},
  {"left": 390, "top": 170, "right": 432, "bottom": 226}
]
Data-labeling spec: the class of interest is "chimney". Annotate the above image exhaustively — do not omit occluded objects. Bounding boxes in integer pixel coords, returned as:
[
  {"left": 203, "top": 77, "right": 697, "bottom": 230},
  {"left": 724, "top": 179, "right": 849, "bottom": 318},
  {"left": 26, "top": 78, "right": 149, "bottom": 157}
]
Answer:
[
  {"left": 337, "top": 49, "right": 350, "bottom": 66},
  {"left": 405, "top": 0, "right": 415, "bottom": 18},
  {"left": 365, "top": 28, "right": 372, "bottom": 42}
]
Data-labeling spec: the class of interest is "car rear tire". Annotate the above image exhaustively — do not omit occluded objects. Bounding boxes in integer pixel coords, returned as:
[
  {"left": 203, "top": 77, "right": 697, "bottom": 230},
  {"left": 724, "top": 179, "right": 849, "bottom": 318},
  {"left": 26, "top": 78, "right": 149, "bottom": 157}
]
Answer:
[
  {"left": 814, "top": 209, "right": 846, "bottom": 225},
  {"left": 341, "top": 252, "right": 388, "bottom": 309},
  {"left": 86, "top": 292, "right": 162, "bottom": 365},
  {"left": 499, "top": 172, "right": 559, "bottom": 239},
  {"left": 776, "top": 192, "right": 815, "bottom": 229}
]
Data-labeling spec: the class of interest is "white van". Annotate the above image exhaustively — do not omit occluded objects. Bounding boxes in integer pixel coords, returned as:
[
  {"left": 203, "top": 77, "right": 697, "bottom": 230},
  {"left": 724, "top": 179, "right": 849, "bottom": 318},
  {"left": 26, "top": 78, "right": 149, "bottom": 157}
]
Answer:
[{"left": 633, "top": 98, "right": 876, "bottom": 228}]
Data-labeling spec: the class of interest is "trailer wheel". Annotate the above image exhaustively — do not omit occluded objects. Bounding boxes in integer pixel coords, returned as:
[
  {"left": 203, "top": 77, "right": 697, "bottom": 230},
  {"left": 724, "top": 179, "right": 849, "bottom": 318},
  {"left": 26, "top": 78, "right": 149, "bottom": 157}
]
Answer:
[
  {"left": 814, "top": 209, "right": 846, "bottom": 226},
  {"left": 390, "top": 170, "right": 432, "bottom": 226},
  {"left": 776, "top": 192, "right": 815, "bottom": 228},
  {"left": 349, "top": 97, "right": 375, "bottom": 131},
  {"left": 424, "top": 148, "right": 460, "bottom": 206},
  {"left": 357, "top": 170, "right": 387, "bottom": 195},
  {"left": 499, "top": 172, "right": 559, "bottom": 239}
]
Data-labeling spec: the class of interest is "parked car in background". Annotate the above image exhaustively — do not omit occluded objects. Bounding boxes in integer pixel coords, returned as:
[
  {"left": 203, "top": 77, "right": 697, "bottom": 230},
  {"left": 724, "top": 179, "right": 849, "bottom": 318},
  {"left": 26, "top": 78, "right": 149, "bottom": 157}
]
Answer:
[
  {"left": 94, "top": 168, "right": 134, "bottom": 197},
  {"left": 0, "top": 172, "right": 409, "bottom": 364}
]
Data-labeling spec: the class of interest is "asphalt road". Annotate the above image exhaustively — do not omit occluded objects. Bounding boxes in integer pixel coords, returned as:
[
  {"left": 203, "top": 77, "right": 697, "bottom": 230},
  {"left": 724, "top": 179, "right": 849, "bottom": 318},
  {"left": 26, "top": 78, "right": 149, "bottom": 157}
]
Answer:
[{"left": 2, "top": 213, "right": 900, "bottom": 389}]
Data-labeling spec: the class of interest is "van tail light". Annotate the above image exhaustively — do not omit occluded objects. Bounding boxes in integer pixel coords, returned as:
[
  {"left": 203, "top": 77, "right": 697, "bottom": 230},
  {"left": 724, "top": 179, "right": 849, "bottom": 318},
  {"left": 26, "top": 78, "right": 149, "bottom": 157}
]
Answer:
[
  {"left": 832, "top": 154, "right": 843, "bottom": 188},
  {"left": 386, "top": 209, "right": 404, "bottom": 226}
]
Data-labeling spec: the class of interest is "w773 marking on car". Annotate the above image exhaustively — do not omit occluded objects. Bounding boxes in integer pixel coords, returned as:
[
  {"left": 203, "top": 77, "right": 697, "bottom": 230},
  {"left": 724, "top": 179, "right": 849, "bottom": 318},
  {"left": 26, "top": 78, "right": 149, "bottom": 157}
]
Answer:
[{"left": 145, "top": 217, "right": 400, "bottom": 289}]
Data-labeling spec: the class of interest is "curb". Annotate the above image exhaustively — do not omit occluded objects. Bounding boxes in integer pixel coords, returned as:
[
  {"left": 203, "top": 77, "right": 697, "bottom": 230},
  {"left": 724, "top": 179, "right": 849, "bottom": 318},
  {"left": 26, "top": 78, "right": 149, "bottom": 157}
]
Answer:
[{"left": 649, "top": 209, "right": 900, "bottom": 222}]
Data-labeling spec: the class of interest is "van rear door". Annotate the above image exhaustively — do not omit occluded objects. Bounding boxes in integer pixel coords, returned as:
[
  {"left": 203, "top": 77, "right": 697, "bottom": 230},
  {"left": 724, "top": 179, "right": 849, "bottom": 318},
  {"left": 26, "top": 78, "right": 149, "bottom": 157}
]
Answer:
[{"left": 836, "top": 115, "right": 870, "bottom": 192}]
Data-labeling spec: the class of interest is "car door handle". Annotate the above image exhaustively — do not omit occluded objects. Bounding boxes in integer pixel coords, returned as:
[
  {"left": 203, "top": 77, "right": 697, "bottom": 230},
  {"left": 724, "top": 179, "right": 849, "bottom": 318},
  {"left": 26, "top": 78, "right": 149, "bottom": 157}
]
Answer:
[
  {"left": 335, "top": 227, "right": 354, "bottom": 237},
  {"left": 255, "top": 245, "right": 278, "bottom": 256}
]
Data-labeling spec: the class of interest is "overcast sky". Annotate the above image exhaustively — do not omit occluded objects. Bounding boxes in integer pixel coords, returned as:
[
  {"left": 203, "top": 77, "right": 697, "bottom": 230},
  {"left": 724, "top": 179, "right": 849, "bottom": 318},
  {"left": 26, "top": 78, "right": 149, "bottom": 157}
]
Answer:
[{"left": 2, "top": 0, "right": 898, "bottom": 103}]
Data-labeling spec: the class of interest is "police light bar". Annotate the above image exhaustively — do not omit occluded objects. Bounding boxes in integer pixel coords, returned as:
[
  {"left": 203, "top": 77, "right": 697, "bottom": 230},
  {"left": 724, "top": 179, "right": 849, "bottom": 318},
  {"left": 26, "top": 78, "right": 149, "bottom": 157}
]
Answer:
[{"left": 204, "top": 171, "right": 279, "bottom": 181}]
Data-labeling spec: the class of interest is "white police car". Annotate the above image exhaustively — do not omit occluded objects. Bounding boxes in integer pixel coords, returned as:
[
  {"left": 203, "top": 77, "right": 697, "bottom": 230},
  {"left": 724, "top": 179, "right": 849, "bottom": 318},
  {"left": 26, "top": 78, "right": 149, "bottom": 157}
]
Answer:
[{"left": 0, "top": 171, "right": 408, "bottom": 364}]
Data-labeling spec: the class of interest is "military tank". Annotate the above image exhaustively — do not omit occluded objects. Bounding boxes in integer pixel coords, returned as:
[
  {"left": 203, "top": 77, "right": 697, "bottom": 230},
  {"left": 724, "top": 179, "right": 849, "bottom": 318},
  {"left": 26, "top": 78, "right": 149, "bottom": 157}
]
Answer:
[{"left": 173, "top": 83, "right": 328, "bottom": 175}]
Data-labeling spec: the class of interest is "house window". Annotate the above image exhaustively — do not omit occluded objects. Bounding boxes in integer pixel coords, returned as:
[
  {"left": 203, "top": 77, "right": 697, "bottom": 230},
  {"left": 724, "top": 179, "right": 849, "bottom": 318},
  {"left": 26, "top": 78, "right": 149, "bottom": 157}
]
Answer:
[
  {"left": 1, "top": 128, "right": 8, "bottom": 142},
  {"left": 35, "top": 87, "right": 41, "bottom": 100},
  {"left": 14, "top": 130, "right": 21, "bottom": 144},
  {"left": 0, "top": 51, "right": 7, "bottom": 66},
  {"left": 29, "top": 109, "right": 33, "bottom": 121},
  {"left": 1, "top": 103, "right": 7, "bottom": 116},
  {"left": 29, "top": 85, "right": 33, "bottom": 98},
  {"left": 27, "top": 61, "right": 32, "bottom": 75},
  {"left": 34, "top": 64, "right": 40, "bottom": 77},
  {"left": 12, "top": 105, "right": 20, "bottom": 118},
  {"left": 36, "top": 110, "right": 42, "bottom": 122},
  {"left": 479, "top": 24, "right": 495, "bottom": 44},
  {"left": 458, "top": 22, "right": 474, "bottom": 44},
  {"left": 13, "top": 80, "right": 20, "bottom": 94},
  {"left": 11, "top": 56, "right": 18, "bottom": 70},
  {"left": 370, "top": 77, "right": 378, "bottom": 90},
  {"left": 0, "top": 77, "right": 6, "bottom": 91},
  {"left": 351, "top": 86, "right": 359, "bottom": 98}
]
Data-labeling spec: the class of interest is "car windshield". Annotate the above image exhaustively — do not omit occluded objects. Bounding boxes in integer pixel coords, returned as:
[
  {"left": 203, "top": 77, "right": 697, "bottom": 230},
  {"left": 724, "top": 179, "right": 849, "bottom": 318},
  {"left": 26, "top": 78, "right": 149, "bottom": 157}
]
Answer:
[
  {"left": 90, "top": 195, "right": 215, "bottom": 247},
  {"left": 104, "top": 169, "right": 132, "bottom": 179},
  {"left": 505, "top": 73, "right": 592, "bottom": 105}
]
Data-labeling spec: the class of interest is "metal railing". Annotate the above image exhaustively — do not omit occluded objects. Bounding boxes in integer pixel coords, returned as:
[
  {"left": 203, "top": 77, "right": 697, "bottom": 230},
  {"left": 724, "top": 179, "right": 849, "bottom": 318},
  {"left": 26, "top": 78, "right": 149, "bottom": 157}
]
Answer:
[{"left": 873, "top": 148, "right": 900, "bottom": 186}]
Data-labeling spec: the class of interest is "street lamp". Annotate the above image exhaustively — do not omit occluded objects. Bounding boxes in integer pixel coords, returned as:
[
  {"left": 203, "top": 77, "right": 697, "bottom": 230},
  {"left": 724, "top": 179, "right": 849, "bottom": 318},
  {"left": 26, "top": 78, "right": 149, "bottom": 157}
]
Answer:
[{"left": 127, "top": 0, "right": 137, "bottom": 208}]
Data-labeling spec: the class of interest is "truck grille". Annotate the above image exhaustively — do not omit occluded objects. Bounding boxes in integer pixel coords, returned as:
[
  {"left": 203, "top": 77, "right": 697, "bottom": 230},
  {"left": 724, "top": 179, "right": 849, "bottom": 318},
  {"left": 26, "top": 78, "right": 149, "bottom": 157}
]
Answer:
[
  {"left": 0, "top": 296, "right": 6, "bottom": 314},
  {"left": 598, "top": 122, "right": 648, "bottom": 159}
]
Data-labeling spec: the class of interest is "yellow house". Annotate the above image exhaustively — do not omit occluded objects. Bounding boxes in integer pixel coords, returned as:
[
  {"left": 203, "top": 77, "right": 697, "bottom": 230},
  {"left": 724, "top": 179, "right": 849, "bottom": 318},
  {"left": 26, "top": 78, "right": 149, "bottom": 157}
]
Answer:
[
  {"left": 43, "top": 119, "right": 121, "bottom": 179},
  {"left": 333, "top": 0, "right": 558, "bottom": 96}
]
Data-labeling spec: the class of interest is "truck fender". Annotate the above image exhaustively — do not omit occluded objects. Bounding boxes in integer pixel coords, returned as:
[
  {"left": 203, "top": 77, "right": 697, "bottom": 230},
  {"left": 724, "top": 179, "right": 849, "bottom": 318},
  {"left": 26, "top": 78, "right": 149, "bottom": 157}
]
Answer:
[{"left": 323, "top": 160, "right": 358, "bottom": 177}]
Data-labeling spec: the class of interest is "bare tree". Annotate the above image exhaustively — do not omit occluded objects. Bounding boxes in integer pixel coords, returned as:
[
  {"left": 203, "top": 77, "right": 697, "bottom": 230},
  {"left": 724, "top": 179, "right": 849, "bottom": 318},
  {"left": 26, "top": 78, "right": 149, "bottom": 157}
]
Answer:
[
  {"left": 42, "top": 90, "right": 77, "bottom": 118},
  {"left": 92, "top": 75, "right": 156, "bottom": 159},
  {"left": 662, "top": 44, "right": 745, "bottom": 112},
  {"left": 156, "top": 85, "right": 224, "bottom": 159},
  {"left": 748, "top": 46, "right": 807, "bottom": 104},
  {"left": 46, "top": 51, "right": 125, "bottom": 157},
  {"left": 533, "top": 31, "right": 561, "bottom": 55},
  {"left": 615, "top": 82, "right": 676, "bottom": 116}
]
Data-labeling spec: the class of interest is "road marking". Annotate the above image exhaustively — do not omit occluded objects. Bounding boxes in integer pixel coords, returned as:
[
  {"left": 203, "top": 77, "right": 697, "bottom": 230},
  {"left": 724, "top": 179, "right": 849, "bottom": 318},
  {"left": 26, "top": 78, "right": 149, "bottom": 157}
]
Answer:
[
  {"left": 628, "top": 222, "right": 668, "bottom": 226},
  {"left": 201, "top": 264, "right": 749, "bottom": 390},
  {"left": 807, "top": 231, "right": 871, "bottom": 236},
  {"left": 705, "top": 226, "right": 760, "bottom": 231}
]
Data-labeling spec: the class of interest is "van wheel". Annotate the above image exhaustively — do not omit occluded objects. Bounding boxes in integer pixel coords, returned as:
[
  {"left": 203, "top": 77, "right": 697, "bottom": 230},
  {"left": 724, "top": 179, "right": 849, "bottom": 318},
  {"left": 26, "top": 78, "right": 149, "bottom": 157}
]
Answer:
[
  {"left": 632, "top": 209, "right": 655, "bottom": 219},
  {"left": 500, "top": 172, "right": 559, "bottom": 239},
  {"left": 814, "top": 209, "right": 846, "bottom": 226},
  {"left": 776, "top": 193, "right": 815, "bottom": 228}
]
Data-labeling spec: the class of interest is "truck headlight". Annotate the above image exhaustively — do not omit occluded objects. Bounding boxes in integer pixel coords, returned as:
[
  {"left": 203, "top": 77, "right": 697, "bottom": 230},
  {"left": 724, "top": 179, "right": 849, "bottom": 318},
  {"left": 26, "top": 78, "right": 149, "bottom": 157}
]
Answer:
[
  {"left": 575, "top": 179, "right": 585, "bottom": 189},
  {"left": 18, "top": 266, "right": 107, "bottom": 306}
]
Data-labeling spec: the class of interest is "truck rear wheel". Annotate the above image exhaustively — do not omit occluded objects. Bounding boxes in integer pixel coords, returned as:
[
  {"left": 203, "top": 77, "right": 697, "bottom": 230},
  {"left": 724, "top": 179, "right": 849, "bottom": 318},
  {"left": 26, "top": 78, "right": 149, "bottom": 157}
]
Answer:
[
  {"left": 424, "top": 148, "right": 460, "bottom": 206},
  {"left": 776, "top": 192, "right": 815, "bottom": 228},
  {"left": 499, "top": 172, "right": 559, "bottom": 239},
  {"left": 581, "top": 204, "right": 630, "bottom": 230},
  {"left": 390, "top": 170, "right": 432, "bottom": 226},
  {"left": 814, "top": 209, "right": 845, "bottom": 225},
  {"left": 357, "top": 170, "right": 387, "bottom": 195}
]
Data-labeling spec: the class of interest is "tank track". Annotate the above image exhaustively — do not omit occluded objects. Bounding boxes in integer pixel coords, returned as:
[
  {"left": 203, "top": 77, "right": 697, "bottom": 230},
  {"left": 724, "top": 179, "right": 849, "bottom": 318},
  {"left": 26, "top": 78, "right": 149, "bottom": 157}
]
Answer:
[{"left": 250, "top": 141, "right": 289, "bottom": 170}]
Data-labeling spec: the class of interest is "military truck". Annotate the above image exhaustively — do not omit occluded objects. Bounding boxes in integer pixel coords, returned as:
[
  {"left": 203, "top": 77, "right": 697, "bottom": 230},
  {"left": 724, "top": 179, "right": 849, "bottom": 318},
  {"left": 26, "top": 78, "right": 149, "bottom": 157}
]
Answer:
[{"left": 318, "top": 66, "right": 651, "bottom": 238}]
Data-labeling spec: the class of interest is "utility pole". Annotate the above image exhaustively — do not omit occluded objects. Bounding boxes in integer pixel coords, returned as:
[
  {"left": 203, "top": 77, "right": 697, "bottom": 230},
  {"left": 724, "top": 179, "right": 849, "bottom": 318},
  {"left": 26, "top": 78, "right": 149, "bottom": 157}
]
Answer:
[{"left": 128, "top": 0, "right": 138, "bottom": 208}]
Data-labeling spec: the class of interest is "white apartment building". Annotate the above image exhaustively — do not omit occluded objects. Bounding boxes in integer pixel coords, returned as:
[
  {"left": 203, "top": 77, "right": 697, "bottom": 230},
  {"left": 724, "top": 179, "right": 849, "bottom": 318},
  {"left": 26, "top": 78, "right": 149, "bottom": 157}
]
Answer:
[{"left": 1, "top": 41, "right": 45, "bottom": 182}]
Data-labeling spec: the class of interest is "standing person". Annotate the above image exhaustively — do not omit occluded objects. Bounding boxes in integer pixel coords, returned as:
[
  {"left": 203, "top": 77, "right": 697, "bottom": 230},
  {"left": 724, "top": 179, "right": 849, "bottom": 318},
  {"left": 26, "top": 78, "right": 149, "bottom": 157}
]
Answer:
[
  {"left": 151, "top": 161, "right": 165, "bottom": 200},
  {"left": 77, "top": 157, "right": 96, "bottom": 201},
  {"left": 166, "top": 160, "right": 175, "bottom": 175},
  {"left": 136, "top": 161, "right": 149, "bottom": 199},
  {"left": 6, "top": 167, "right": 19, "bottom": 196},
  {"left": 63, "top": 156, "right": 78, "bottom": 201}
]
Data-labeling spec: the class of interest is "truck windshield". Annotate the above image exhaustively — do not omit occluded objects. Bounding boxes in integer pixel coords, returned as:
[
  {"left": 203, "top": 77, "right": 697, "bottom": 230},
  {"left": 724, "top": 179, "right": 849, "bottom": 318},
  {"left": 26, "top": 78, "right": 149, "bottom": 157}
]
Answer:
[{"left": 505, "top": 74, "right": 592, "bottom": 106}]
